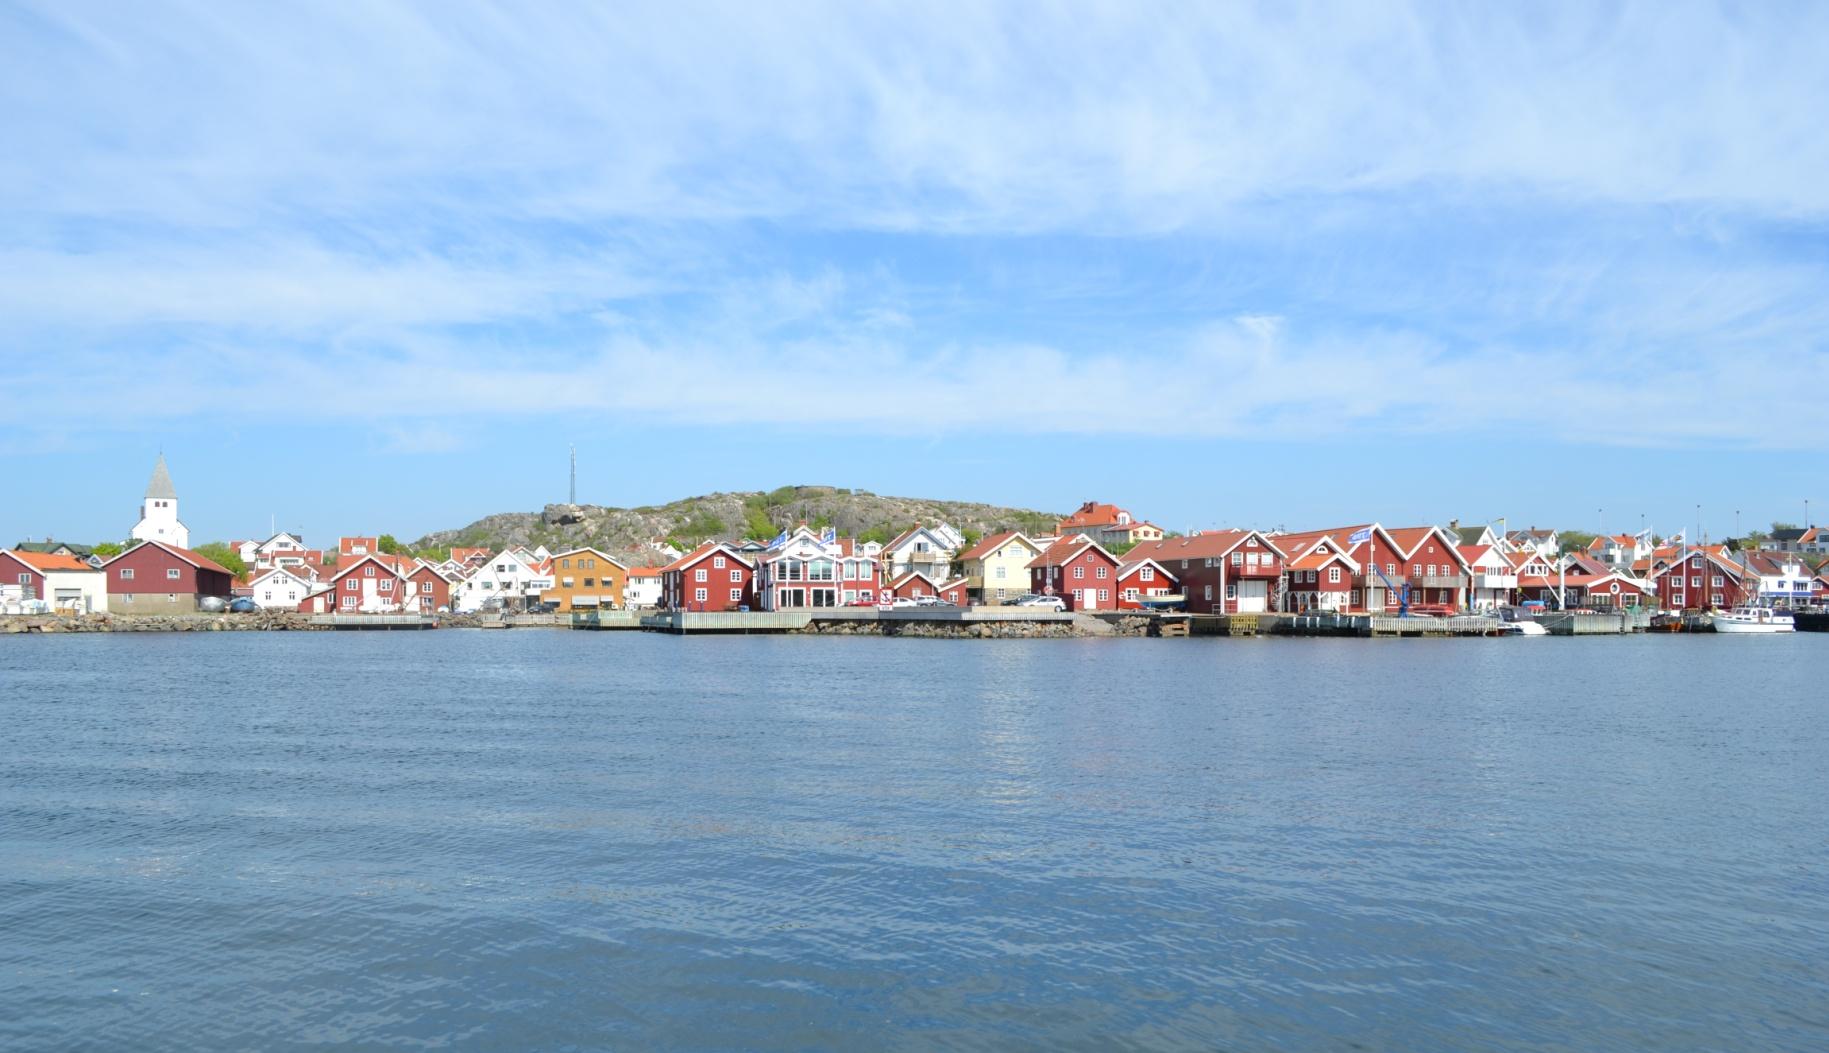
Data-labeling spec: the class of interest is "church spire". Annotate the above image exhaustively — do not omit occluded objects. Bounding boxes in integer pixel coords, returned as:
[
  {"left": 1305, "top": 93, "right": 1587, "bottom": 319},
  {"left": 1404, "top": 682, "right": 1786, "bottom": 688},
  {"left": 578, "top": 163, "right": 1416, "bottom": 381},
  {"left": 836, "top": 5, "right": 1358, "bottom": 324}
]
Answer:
[{"left": 145, "top": 454, "right": 177, "bottom": 500}]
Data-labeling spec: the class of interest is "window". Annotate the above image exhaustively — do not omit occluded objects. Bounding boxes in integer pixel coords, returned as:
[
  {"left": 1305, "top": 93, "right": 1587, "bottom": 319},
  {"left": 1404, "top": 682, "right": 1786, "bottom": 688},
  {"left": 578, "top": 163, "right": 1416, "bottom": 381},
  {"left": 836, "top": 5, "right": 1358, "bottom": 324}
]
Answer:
[
  {"left": 15, "top": 573, "right": 28, "bottom": 584},
  {"left": 694, "top": 587, "right": 708, "bottom": 602},
  {"left": 1329, "top": 566, "right": 1342, "bottom": 583},
  {"left": 1712, "top": 593, "right": 1724, "bottom": 605},
  {"left": 1230, "top": 552, "right": 1242, "bottom": 565},
  {"left": 584, "top": 577, "right": 595, "bottom": 587},
  {"left": 346, "top": 580, "right": 359, "bottom": 591},
  {"left": 1095, "top": 565, "right": 1108, "bottom": 579},
  {"left": 729, "top": 588, "right": 742, "bottom": 602},
  {"left": 1226, "top": 583, "right": 1237, "bottom": 599},
  {"left": 120, "top": 568, "right": 135, "bottom": 580},
  {"left": 1098, "top": 589, "right": 1109, "bottom": 602},
  {"left": 1711, "top": 575, "right": 1724, "bottom": 587},
  {"left": 994, "top": 566, "right": 1006, "bottom": 580},
  {"left": 1672, "top": 592, "right": 1686, "bottom": 606},
  {"left": 1140, "top": 567, "right": 1154, "bottom": 582},
  {"left": 714, "top": 556, "right": 726, "bottom": 569},
  {"left": 562, "top": 577, "right": 575, "bottom": 588},
  {"left": 582, "top": 559, "right": 594, "bottom": 570},
  {"left": 1690, "top": 577, "right": 1701, "bottom": 588},
  {"left": 167, "top": 568, "right": 181, "bottom": 580},
  {"left": 1386, "top": 563, "right": 1395, "bottom": 576},
  {"left": 1124, "top": 588, "right": 1138, "bottom": 600},
  {"left": 342, "top": 595, "right": 357, "bottom": 608},
  {"left": 561, "top": 559, "right": 571, "bottom": 569},
  {"left": 1073, "top": 566, "right": 1084, "bottom": 579},
  {"left": 695, "top": 568, "right": 708, "bottom": 582},
  {"left": 422, "top": 582, "right": 433, "bottom": 594},
  {"left": 379, "top": 580, "right": 393, "bottom": 593},
  {"left": 730, "top": 569, "right": 741, "bottom": 583},
  {"left": 263, "top": 590, "right": 271, "bottom": 600},
  {"left": 1203, "top": 585, "right": 1212, "bottom": 600}
]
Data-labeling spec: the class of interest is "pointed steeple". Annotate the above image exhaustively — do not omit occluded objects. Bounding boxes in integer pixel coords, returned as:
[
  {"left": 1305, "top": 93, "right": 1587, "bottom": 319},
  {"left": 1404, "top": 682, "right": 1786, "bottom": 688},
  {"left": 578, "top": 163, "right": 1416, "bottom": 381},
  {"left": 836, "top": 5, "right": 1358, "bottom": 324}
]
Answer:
[{"left": 145, "top": 454, "right": 177, "bottom": 500}]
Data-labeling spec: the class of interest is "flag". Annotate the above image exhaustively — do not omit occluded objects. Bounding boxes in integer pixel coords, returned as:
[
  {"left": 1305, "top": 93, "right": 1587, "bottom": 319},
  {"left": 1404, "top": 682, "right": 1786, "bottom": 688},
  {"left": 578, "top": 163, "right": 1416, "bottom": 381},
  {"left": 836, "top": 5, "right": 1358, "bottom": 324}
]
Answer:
[
  {"left": 770, "top": 530, "right": 788, "bottom": 548},
  {"left": 1348, "top": 527, "right": 1372, "bottom": 545},
  {"left": 821, "top": 527, "right": 837, "bottom": 544}
]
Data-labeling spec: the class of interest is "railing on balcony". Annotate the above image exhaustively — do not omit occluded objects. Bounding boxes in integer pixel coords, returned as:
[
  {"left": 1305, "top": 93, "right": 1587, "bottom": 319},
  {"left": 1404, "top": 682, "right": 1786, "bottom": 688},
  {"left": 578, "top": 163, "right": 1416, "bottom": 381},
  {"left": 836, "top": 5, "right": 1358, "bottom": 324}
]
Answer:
[
  {"left": 1230, "top": 562, "right": 1281, "bottom": 578},
  {"left": 1408, "top": 573, "right": 1467, "bottom": 588},
  {"left": 1472, "top": 573, "right": 1518, "bottom": 589}
]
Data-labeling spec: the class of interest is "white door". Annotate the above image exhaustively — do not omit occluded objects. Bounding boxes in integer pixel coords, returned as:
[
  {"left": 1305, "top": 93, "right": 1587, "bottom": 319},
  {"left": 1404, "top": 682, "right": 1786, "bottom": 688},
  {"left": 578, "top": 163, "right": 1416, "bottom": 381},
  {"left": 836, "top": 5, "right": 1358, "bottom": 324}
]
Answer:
[{"left": 1236, "top": 580, "right": 1267, "bottom": 612}]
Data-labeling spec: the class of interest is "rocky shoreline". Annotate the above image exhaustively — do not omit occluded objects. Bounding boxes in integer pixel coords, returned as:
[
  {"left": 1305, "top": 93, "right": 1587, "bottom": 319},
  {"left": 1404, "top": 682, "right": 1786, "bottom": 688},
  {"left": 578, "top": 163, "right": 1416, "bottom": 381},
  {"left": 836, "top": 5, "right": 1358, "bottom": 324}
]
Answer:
[{"left": 2, "top": 611, "right": 1142, "bottom": 638}]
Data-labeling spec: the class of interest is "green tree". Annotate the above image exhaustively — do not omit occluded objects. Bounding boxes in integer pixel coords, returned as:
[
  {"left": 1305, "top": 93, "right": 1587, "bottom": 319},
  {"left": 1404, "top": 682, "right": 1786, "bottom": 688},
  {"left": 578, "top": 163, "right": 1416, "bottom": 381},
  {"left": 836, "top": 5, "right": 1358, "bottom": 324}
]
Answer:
[
  {"left": 91, "top": 541, "right": 124, "bottom": 560},
  {"left": 1557, "top": 531, "right": 1598, "bottom": 556},
  {"left": 193, "top": 541, "right": 248, "bottom": 578},
  {"left": 377, "top": 534, "right": 401, "bottom": 555}
]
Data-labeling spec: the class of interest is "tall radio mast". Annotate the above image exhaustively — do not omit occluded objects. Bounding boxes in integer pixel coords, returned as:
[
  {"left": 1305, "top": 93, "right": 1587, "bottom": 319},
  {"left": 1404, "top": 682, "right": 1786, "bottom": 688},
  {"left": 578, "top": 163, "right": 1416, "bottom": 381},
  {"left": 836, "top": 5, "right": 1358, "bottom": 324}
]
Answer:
[{"left": 569, "top": 444, "right": 576, "bottom": 505}]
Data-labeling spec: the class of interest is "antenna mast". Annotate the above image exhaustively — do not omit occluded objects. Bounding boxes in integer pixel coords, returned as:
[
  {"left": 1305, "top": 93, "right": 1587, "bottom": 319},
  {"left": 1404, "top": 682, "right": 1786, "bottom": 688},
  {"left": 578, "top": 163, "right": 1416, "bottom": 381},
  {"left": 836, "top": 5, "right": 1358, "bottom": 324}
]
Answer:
[{"left": 569, "top": 445, "right": 577, "bottom": 505}]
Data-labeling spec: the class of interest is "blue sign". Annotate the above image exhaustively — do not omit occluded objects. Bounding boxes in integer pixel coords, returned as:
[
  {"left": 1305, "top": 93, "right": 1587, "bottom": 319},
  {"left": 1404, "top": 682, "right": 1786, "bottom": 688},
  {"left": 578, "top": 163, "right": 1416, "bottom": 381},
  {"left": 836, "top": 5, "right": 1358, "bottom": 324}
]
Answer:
[{"left": 1348, "top": 528, "right": 1373, "bottom": 545}]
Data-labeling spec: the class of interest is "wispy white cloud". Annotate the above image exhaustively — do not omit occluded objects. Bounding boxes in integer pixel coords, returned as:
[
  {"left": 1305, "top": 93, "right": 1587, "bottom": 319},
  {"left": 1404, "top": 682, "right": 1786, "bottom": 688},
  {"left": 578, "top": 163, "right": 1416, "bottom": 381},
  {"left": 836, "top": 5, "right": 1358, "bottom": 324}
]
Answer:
[{"left": 1, "top": 0, "right": 1825, "bottom": 458}]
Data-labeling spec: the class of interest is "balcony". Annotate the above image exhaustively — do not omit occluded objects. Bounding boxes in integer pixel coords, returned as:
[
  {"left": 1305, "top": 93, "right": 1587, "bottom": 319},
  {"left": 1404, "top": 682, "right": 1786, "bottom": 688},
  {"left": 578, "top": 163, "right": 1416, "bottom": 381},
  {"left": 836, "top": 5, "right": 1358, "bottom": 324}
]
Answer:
[
  {"left": 1409, "top": 573, "right": 1466, "bottom": 589},
  {"left": 1472, "top": 573, "right": 1517, "bottom": 590},
  {"left": 1231, "top": 562, "right": 1281, "bottom": 578}
]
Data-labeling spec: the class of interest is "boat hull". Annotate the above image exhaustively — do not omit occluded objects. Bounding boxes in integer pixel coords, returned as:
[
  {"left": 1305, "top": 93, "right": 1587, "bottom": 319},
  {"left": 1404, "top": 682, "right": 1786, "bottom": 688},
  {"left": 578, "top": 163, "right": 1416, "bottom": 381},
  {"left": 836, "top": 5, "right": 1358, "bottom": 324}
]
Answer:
[{"left": 1712, "top": 618, "right": 1794, "bottom": 634}]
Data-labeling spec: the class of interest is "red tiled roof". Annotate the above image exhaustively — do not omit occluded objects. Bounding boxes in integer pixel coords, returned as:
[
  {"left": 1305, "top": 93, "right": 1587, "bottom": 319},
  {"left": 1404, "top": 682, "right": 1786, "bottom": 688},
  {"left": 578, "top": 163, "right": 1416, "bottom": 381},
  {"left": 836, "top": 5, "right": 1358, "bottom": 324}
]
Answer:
[
  {"left": 8, "top": 551, "right": 95, "bottom": 572},
  {"left": 1057, "top": 501, "right": 1130, "bottom": 529},
  {"left": 1124, "top": 530, "right": 1280, "bottom": 564}
]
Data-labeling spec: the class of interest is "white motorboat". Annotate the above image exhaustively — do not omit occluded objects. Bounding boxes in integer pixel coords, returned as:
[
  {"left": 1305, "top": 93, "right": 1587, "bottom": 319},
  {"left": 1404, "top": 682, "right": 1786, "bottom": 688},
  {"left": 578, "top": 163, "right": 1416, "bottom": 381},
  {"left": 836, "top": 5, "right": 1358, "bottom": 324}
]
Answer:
[
  {"left": 1496, "top": 607, "right": 1549, "bottom": 636},
  {"left": 1711, "top": 606, "right": 1795, "bottom": 634}
]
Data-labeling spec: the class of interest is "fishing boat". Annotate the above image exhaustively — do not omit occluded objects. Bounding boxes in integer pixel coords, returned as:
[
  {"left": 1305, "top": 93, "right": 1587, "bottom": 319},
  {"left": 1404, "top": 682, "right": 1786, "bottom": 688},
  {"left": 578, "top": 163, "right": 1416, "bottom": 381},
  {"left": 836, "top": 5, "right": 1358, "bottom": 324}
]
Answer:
[{"left": 1711, "top": 606, "right": 1795, "bottom": 634}]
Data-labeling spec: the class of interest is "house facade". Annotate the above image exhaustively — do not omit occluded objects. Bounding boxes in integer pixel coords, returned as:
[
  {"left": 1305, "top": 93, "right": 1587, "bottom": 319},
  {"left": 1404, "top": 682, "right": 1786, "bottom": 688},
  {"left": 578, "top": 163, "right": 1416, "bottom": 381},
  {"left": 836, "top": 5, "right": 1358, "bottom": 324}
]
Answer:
[
  {"left": 541, "top": 547, "right": 629, "bottom": 611},
  {"left": 1115, "top": 559, "right": 1178, "bottom": 609},
  {"left": 301, "top": 554, "right": 409, "bottom": 613},
  {"left": 1027, "top": 535, "right": 1121, "bottom": 611},
  {"left": 1739, "top": 551, "right": 1816, "bottom": 607},
  {"left": 957, "top": 531, "right": 1043, "bottom": 606},
  {"left": 1278, "top": 535, "right": 1358, "bottom": 613},
  {"left": 101, "top": 540, "right": 233, "bottom": 612},
  {"left": 625, "top": 567, "right": 663, "bottom": 609},
  {"left": 880, "top": 523, "right": 964, "bottom": 581},
  {"left": 661, "top": 543, "right": 757, "bottom": 611},
  {"left": 1650, "top": 547, "right": 1749, "bottom": 611},
  {"left": 883, "top": 571, "right": 967, "bottom": 605},
  {"left": 452, "top": 549, "right": 552, "bottom": 612},
  {"left": 1459, "top": 544, "right": 1519, "bottom": 610},
  {"left": 246, "top": 567, "right": 314, "bottom": 609},
  {"left": 0, "top": 550, "right": 108, "bottom": 613},
  {"left": 1122, "top": 530, "right": 1285, "bottom": 614},
  {"left": 755, "top": 528, "right": 880, "bottom": 610}
]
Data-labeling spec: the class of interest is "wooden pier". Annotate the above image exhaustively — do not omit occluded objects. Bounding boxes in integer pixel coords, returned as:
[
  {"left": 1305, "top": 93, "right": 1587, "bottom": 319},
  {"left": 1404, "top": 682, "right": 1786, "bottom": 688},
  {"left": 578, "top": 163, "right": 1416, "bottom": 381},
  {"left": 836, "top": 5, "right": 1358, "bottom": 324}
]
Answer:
[{"left": 631, "top": 607, "right": 1076, "bottom": 636}]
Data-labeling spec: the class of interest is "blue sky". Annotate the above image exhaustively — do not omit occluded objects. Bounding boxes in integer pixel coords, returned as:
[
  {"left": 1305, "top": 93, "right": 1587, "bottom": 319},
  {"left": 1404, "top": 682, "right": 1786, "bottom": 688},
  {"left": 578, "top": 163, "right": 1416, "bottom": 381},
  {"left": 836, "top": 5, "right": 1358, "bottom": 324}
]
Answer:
[{"left": 3, "top": 1, "right": 1825, "bottom": 547}]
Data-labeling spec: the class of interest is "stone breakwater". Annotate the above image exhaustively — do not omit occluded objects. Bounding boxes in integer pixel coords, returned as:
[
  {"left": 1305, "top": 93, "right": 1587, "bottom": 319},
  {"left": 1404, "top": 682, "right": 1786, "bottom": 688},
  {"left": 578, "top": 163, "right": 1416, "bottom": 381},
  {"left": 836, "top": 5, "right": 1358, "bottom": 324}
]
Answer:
[{"left": 0, "top": 611, "right": 340, "bottom": 634}]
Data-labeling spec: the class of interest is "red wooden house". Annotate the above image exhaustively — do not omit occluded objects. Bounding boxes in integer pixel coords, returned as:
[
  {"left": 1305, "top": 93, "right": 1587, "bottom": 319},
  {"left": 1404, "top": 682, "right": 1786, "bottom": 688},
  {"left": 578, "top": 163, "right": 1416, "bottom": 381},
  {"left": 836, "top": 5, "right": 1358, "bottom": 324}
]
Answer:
[
  {"left": 1026, "top": 535, "right": 1121, "bottom": 611},
  {"left": 661, "top": 542, "right": 756, "bottom": 611},
  {"left": 1277, "top": 535, "right": 1359, "bottom": 612},
  {"left": 1120, "top": 529, "right": 1284, "bottom": 613},
  {"left": 1114, "top": 558, "right": 1178, "bottom": 609},
  {"left": 1650, "top": 547, "right": 1748, "bottom": 610},
  {"left": 100, "top": 540, "right": 234, "bottom": 612},
  {"left": 298, "top": 553, "right": 410, "bottom": 613},
  {"left": 884, "top": 571, "right": 969, "bottom": 605}
]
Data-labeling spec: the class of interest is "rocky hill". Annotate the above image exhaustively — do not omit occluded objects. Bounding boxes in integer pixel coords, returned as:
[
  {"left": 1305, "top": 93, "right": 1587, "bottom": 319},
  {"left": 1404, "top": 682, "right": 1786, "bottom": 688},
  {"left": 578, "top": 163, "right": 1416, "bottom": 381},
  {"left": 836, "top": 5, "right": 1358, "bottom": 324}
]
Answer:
[{"left": 412, "top": 486, "right": 1062, "bottom": 566}]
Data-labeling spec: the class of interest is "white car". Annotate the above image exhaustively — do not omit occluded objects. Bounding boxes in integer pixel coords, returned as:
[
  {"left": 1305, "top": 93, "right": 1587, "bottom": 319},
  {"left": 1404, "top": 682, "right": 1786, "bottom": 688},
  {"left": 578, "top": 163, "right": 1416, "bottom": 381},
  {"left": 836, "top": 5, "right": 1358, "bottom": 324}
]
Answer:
[
  {"left": 1013, "top": 594, "right": 1066, "bottom": 611},
  {"left": 884, "top": 596, "right": 921, "bottom": 609}
]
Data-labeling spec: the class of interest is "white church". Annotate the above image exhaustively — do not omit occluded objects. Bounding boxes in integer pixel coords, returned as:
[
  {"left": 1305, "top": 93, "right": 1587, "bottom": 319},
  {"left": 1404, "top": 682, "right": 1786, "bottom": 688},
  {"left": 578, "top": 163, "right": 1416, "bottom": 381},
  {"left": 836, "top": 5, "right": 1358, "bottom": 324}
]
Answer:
[{"left": 131, "top": 454, "right": 190, "bottom": 549}]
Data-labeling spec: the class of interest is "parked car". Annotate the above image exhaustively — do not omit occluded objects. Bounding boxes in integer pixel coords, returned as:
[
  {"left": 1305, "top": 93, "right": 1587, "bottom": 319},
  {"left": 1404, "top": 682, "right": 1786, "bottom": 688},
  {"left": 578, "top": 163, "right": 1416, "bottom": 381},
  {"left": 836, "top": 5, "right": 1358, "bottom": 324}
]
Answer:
[
  {"left": 524, "top": 601, "right": 559, "bottom": 614},
  {"left": 1013, "top": 594, "right": 1066, "bottom": 611},
  {"left": 227, "top": 597, "right": 258, "bottom": 613},
  {"left": 885, "top": 596, "right": 921, "bottom": 609},
  {"left": 913, "top": 595, "right": 949, "bottom": 607}
]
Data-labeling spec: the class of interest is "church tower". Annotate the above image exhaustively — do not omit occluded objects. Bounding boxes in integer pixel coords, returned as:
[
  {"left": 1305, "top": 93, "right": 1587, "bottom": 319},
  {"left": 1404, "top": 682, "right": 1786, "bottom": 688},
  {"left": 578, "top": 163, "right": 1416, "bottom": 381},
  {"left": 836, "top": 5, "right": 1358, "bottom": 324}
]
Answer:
[{"left": 130, "top": 453, "right": 189, "bottom": 548}]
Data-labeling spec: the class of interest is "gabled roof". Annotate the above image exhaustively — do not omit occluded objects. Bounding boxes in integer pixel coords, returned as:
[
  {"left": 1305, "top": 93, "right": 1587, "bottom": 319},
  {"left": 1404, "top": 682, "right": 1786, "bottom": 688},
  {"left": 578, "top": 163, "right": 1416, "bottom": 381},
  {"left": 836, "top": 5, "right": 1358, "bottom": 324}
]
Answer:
[
  {"left": 1287, "top": 538, "right": 1360, "bottom": 573},
  {"left": 248, "top": 565, "right": 312, "bottom": 586},
  {"left": 1122, "top": 529, "right": 1283, "bottom": 564},
  {"left": 958, "top": 531, "right": 1038, "bottom": 563},
  {"left": 101, "top": 539, "right": 231, "bottom": 576},
  {"left": 661, "top": 541, "right": 754, "bottom": 573},
  {"left": 1026, "top": 534, "right": 1120, "bottom": 569},
  {"left": 882, "top": 523, "right": 956, "bottom": 553},
  {"left": 12, "top": 540, "right": 94, "bottom": 557},
  {"left": 326, "top": 554, "right": 407, "bottom": 583},
  {"left": 1115, "top": 557, "right": 1179, "bottom": 582},
  {"left": 1651, "top": 546, "right": 1744, "bottom": 581},
  {"left": 1057, "top": 501, "right": 1131, "bottom": 530},
  {"left": 887, "top": 570, "right": 940, "bottom": 590},
  {"left": 3, "top": 550, "right": 96, "bottom": 572},
  {"left": 627, "top": 565, "right": 664, "bottom": 578}
]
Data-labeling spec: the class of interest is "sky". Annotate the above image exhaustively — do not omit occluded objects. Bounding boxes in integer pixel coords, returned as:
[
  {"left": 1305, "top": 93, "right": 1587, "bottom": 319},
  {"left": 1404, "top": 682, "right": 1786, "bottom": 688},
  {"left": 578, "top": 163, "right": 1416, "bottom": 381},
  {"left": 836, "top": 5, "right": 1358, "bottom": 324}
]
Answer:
[{"left": 2, "top": 1, "right": 1825, "bottom": 547}]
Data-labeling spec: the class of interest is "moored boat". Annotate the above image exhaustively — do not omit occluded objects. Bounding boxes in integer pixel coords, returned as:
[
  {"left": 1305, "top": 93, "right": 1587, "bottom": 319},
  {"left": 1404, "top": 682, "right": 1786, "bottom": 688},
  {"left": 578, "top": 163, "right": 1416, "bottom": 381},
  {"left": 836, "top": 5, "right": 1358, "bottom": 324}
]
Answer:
[
  {"left": 1711, "top": 606, "right": 1795, "bottom": 634},
  {"left": 1790, "top": 607, "right": 1829, "bottom": 632}
]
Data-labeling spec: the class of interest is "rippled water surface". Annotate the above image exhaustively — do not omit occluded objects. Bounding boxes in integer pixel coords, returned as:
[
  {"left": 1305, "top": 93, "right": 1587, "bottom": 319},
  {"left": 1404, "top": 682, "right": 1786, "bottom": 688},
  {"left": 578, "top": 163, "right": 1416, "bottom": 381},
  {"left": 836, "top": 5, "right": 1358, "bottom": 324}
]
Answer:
[{"left": 3, "top": 632, "right": 1827, "bottom": 1050}]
